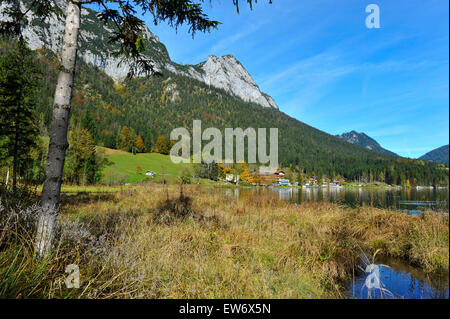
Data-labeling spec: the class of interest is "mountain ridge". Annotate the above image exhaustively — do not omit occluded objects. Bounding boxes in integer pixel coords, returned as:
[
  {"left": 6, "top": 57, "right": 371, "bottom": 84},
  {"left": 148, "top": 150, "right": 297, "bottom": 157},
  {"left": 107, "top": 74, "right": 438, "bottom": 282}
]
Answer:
[
  {"left": 419, "top": 145, "right": 449, "bottom": 164},
  {"left": 336, "top": 131, "right": 398, "bottom": 157},
  {"left": 1, "top": 0, "right": 278, "bottom": 109}
]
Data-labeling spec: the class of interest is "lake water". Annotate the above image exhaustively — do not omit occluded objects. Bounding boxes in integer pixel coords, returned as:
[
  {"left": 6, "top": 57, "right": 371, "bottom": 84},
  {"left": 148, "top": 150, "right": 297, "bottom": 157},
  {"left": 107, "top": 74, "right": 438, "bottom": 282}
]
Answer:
[
  {"left": 348, "top": 256, "right": 449, "bottom": 299},
  {"left": 221, "top": 186, "right": 449, "bottom": 214}
]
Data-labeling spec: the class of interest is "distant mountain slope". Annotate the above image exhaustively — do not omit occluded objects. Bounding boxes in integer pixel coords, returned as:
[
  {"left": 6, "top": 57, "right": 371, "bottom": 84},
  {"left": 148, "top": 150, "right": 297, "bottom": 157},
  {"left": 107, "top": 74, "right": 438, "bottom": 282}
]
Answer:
[
  {"left": 419, "top": 145, "right": 449, "bottom": 164},
  {"left": 336, "top": 131, "right": 398, "bottom": 156}
]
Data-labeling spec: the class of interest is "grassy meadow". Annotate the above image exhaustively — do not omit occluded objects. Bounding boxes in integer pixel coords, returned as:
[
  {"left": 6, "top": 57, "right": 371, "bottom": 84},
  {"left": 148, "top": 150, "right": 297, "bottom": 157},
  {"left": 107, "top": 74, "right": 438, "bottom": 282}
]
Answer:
[
  {"left": 0, "top": 184, "right": 448, "bottom": 298},
  {"left": 101, "top": 148, "right": 186, "bottom": 184}
]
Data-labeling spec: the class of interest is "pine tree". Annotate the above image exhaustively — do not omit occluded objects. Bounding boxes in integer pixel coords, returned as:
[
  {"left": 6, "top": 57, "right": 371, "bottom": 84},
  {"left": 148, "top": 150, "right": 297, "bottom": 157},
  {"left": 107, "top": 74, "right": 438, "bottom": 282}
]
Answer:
[
  {"left": 119, "top": 126, "right": 134, "bottom": 152},
  {"left": 65, "top": 125, "right": 101, "bottom": 185},
  {"left": 0, "top": 38, "right": 40, "bottom": 191},
  {"left": 209, "top": 161, "right": 219, "bottom": 181},
  {"left": 80, "top": 109, "right": 97, "bottom": 142},
  {"left": 298, "top": 173, "right": 305, "bottom": 186}
]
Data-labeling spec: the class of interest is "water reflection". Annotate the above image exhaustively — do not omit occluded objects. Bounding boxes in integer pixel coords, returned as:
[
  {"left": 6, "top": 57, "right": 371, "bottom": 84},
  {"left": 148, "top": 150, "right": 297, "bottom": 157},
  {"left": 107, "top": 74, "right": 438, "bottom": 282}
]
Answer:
[
  {"left": 221, "top": 186, "right": 449, "bottom": 213},
  {"left": 348, "top": 256, "right": 449, "bottom": 299}
]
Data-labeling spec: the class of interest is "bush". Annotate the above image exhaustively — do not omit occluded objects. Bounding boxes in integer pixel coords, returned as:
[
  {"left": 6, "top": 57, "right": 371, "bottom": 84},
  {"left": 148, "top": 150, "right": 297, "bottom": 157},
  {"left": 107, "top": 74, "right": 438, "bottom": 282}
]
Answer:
[
  {"left": 179, "top": 165, "right": 193, "bottom": 185},
  {"left": 153, "top": 192, "right": 196, "bottom": 225}
]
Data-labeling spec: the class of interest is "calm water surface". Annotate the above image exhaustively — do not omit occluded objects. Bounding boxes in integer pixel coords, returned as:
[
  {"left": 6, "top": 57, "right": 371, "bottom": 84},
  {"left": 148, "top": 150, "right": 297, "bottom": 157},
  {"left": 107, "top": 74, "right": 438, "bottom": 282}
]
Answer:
[
  {"left": 348, "top": 256, "right": 449, "bottom": 299},
  {"left": 220, "top": 186, "right": 449, "bottom": 214}
]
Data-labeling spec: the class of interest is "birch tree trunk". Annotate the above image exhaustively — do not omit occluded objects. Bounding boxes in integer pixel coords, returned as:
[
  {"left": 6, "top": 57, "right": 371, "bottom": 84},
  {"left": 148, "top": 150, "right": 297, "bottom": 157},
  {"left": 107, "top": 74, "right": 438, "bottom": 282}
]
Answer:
[
  {"left": 36, "top": 1, "right": 81, "bottom": 257},
  {"left": 12, "top": 117, "right": 18, "bottom": 192},
  {"left": 5, "top": 166, "right": 9, "bottom": 186}
]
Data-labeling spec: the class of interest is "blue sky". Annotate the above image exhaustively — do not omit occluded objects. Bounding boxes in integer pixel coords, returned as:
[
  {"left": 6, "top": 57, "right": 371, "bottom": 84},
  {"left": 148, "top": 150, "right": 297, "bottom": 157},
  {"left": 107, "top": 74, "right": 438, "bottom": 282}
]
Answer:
[{"left": 115, "top": 0, "right": 448, "bottom": 158}]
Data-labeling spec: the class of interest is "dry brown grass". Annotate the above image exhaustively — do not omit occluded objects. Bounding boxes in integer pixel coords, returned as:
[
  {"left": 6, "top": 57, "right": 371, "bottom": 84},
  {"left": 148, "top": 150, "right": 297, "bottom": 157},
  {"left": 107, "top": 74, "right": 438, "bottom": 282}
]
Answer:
[
  {"left": 1, "top": 184, "right": 448, "bottom": 298},
  {"left": 100, "top": 147, "right": 128, "bottom": 156}
]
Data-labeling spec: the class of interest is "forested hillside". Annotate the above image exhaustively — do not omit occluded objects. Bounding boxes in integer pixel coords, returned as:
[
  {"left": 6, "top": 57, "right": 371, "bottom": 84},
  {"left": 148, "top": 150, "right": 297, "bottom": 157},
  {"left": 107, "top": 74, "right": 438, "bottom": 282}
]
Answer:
[
  {"left": 19, "top": 45, "right": 448, "bottom": 186},
  {"left": 419, "top": 145, "right": 449, "bottom": 165}
]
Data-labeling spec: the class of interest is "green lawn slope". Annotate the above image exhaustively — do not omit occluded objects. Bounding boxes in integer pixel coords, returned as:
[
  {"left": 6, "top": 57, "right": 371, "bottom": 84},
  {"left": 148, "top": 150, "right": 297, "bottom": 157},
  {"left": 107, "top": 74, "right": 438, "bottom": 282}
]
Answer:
[{"left": 101, "top": 148, "right": 186, "bottom": 184}]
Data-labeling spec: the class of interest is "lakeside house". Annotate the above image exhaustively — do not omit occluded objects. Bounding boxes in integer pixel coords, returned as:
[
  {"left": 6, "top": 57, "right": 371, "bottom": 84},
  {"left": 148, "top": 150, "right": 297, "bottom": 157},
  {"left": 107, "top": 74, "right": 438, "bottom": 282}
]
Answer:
[
  {"left": 330, "top": 180, "right": 341, "bottom": 187},
  {"left": 145, "top": 171, "right": 156, "bottom": 177},
  {"left": 278, "top": 179, "right": 291, "bottom": 187},
  {"left": 258, "top": 167, "right": 289, "bottom": 186},
  {"left": 305, "top": 177, "right": 317, "bottom": 186},
  {"left": 275, "top": 169, "right": 285, "bottom": 178},
  {"left": 258, "top": 167, "right": 278, "bottom": 185},
  {"left": 226, "top": 174, "right": 240, "bottom": 184}
]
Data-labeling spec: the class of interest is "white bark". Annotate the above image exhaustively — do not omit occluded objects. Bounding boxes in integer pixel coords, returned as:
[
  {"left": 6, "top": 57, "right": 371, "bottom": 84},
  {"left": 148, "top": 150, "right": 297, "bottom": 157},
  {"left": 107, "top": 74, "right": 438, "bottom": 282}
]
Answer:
[
  {"left": 5, "top": 167, "right": 9, "bottom": 186},
  {"left": 36, "top": 1, "right": 81, "bottom": 257}
]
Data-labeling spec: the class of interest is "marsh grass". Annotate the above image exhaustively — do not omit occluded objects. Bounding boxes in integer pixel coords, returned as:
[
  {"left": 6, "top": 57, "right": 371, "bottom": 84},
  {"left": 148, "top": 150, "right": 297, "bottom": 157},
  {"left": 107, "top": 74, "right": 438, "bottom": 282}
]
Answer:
[{"left": 0, "top": 185, "right": 448, "bottom": 298}]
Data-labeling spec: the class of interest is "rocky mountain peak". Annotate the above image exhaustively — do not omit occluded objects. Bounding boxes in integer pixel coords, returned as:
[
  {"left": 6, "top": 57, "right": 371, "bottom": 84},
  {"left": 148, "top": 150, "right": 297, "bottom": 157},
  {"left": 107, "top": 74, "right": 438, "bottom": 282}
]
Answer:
[
  {"left": 1, "top": 0, "right": 278, "bottom": 109},
  {"left": 194, "top": 54, "right": 278, "bottom": 109},
  {"left": 337, "top": 131, "right": 398, "bottom": 156},
  {"left": 165, "top": 53, "right": 278, "bottom": 108},
  {"left": 1, "top": 0, "right": 170, "bottom": 80}
]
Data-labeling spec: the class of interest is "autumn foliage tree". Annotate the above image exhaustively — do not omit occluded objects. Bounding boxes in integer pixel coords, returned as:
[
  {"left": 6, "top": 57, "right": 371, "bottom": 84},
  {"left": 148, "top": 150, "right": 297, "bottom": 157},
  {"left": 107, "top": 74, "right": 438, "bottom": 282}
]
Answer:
[
  {"left": 119, "top": 126, "right": 135, "bottom": 153},
  {"left": 240, "top": 168, "right": 253, "bottom": 183},
  {"left": 156, "top": 135, "right": 169, "bottom": 155},
  {"left": 135, "top": 135, "right": 146, "bottom": 153}
]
